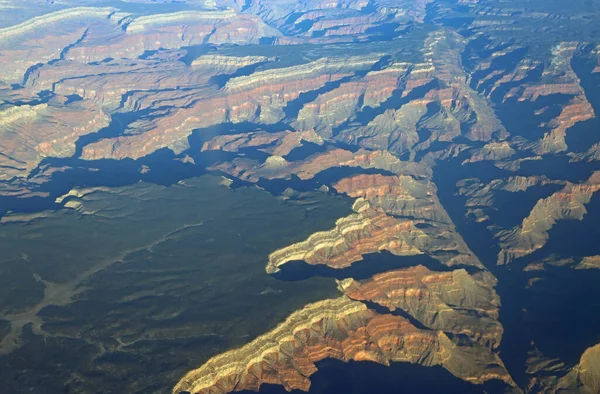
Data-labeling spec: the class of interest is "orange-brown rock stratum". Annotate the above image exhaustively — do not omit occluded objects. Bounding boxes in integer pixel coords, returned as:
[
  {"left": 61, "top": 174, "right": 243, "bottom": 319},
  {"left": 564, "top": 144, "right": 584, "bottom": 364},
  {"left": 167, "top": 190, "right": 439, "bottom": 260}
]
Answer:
[
  {"left": 79, "top": 56, "right": 384, "bottom": 160},
  {"left": 267, "top": 197, "right": 483, "bottom": 274},
  {"left": 339, "top": 265, "right": 503, "bottom": 349},
  {"left": 172, "top": 297, "right": 514, "bottom": 394},
  {"left": 457, "top": 176, "right": 566, "bottom": 224},
  {"left": 210, "top": 147, "right": 432, "bottom": 183},
  {"left": 0, "top": 96, "right": 109, "bottom": 180},
  {"left": 554, "top": 343, "right": 600, "bottom": 393},
  {"left": 267, "top": 173, "right": 483, "bottom": 274},
  {"left": 497, "top": 171, "right": 600, "bottom": 265}
]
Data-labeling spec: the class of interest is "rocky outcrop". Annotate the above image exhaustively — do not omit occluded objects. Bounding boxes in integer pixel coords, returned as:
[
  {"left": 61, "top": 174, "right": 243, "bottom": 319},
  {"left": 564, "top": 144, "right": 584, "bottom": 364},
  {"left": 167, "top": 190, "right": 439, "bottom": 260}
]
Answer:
[
  {"left": 201, "top": 129, "right": 324, "bottom": 156},
  {"left": 267, "top": 173, "right": 483, "bottom": 273},
  {"left": 294, "top": 62, "right": 412, "bottom": 134},
  {"left": 464, "top": 141, "right": 516, "bottom": 164},
  {"left": 0, "top": 7, "right": 116, "bottom": 84},
  {"left": 569, "top": 142, "right": 600, "bottom": 163},
  {"left": 28, "top": 57, "right": 210, "bottom": 110},
  {"left": 210, "top": 147, "right": 431, "bottom": 183},
  {"left": 66, "top": 10, "right": 280, "bottom": 63},
  {"left": 266, "top": 199, "right": 422, "bottom": 272},
  {"left": 173, "top": 296, "right": 513, "bottom": 394},
  {"left": 468, "top": 41, "right": 595, "bottom": 156},
  {"left": 0, "top": 97, "right": 109, "bottom": 180},
  {"left": 332, "top": 173, "right": 452, "bottom": 223},
  {"left": 524, "top": 255, "right": 600, "bottom": 272},
  {"left": 190, "top": 54, "right": 270, "bottom": 72},
  {"left": 530, "top": 343, "right": 600, "bottom": 393},
  {"left": 333, "top": 31, "right": 507, "bottom": 157},
  {"left": 457, "top": 176, "right": 566, "bottom": 223},
  {"left": 339, "top": 265, "right": 503, "bottom": 348},
  {"left": 497, "top": 172, "right": 600, "bottom": 265},
  {"left": 79, "top": 56, "right": 383, "bottom": 160},
  {"left": 555, "top": 344, "right": 600, "bottom": 393}
]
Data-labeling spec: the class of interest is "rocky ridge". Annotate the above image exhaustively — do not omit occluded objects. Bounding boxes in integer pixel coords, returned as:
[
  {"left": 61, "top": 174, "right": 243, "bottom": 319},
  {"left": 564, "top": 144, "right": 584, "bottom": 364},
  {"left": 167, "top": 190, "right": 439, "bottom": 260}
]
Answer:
[{"left": 173, "top": 296, "right": 514, "bottom": 394}]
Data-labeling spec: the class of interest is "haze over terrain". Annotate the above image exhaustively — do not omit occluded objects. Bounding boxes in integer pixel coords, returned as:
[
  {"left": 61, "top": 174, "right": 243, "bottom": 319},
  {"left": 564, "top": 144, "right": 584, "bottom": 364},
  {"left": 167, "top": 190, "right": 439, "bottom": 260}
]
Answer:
[{"left": 1, "top": 0, "right": 600, "bottom": 393}]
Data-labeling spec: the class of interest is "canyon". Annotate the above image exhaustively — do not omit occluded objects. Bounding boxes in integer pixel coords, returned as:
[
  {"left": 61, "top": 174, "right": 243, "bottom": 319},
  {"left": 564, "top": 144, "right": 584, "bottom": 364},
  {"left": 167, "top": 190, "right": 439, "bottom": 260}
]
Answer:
[{"left": 0, "top": 0, "right": 599, "bottom": 393}]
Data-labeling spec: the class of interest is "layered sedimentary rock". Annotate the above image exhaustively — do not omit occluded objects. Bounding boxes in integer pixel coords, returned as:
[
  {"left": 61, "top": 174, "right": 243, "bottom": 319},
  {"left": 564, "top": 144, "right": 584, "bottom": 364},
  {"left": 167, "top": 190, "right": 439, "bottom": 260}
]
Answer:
[
  {"left": 497, "top": 172, "right": 600, "bottom": 265},
  {"left": 215, "top": 0, "right": 430, "bottom": 32},
  {"left": 190, "top": 54, "right": 270, "bottom": 73},
  {"left": 0, "top": 97, "right": 108, "bottom": 180},
  {"left": 529, "top": 343, "right": 600, "bottom": 393},
  {"left": 67, "top": 10, "right": 280, "bottom": 63},
  {"left": 464, "top": 141, "right": 516, "bottom": 164},
  {"left": 457, "top": 176, "right": 566, "bottom": 223},
  {"left": 28, "top": 57, "right": 208, "bottom": 109},
  {"left": 524, "top": 255, "right": 600, "bottom": 272},
  {"left": 201, "top": 129, "right": 325, "bottom": 157},
  {"left": 173, "top": 296, "right": 513, "bottom": 394},
  {"left": 80, "top": 56, "right": 384, "bottom": 160},
  {"left": 0, "top": 7, "right": 116, "bottom": 84},
  {"left": 0, "top": 7, "right": 279, "bottom": 86},
  {"left": 294, "top": 62, "right": 412, "bottom": 134},
  {"left": 467, "top": 40, "right": 595, "bottom": 157},
  {"left": 211, "top": 147, "right": 431, "bottom": 184},
  {"left": 333, "top": 173, "right": 454, "bottom": 222},
  {"left": 26, "top": 52, "right": 275, "bottom": 111},
  {"left": 267, "top": 173, "right": 483, "bottom": 273},
  {"left": 1, "top": 1, "right": 599, "bottom": 393},
  {"left": 339, "top": 265, "right": 503, "bottom": 348},
  {"left": 555, "top": 344, "right": 600, "bottom": 393},
  {"left": 333, "top": 32, "right": 507, "bottom": 157}
]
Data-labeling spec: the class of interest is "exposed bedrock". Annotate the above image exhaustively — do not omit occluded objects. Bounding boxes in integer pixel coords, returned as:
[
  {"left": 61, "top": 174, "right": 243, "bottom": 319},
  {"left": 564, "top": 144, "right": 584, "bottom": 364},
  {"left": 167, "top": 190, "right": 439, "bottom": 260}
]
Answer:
[
  {"left": 267, "top": 188, "right": 483, "bottom": 274},
  {"left": 0, "top": 97, "right": 109, "bottom": 180},
  {"left": 79, "top": 56, "right": 383, "bottom": 160},
  {"left": 173, "top": 296, "right": 514, "bottom": 394},
  {"left": 497, "top": 171, "right": 600, "bottom": 265},
  {"left": 339, "top": 265, "right": 503, "bottom": 349}
]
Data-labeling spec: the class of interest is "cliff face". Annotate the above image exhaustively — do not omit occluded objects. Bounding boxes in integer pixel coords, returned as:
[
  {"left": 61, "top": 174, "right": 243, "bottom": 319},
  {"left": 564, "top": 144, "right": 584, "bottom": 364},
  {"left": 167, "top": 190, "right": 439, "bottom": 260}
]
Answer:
[
  {"left": 497, "top": 172, "right": 600, "bottom": 265},
  {"left": 1, "top": 1, "right": 600, "bottom": 393},
  {"left": 331, "top": 31, "right": 507, "bottom": 157},
  {"left": 267, "top": 173, "right": 482, "bottom": 273},
  {"left": 555, "top": 344, "right": 600, "bottom": 393},
  {"left": 457, "top": 176, "right": 566, "bottom": 223},
  {"left": 0, "top": 97, "right": 109, "bottom": 180},
  {"left": 339, "top": 265, "right": 502, "bottom": 348},
  {"left": 79, "top": 56, "right": 384, "bottom": 160},
  {"left": 527, "top": 343, "right": 600, "bottom": 393},
  {"left": 0, "top": 7, "right": 116, "bottom": 84},
  {"left": 173, "top": 297, "right": 513, "bottom": 394},
  {"left": 209, "top": 146, "right": 431, "bottom": 183},
  {"left": 465, "top": 39, "right": 596, "bottom": 160},
  {"left": 67, "top": 10, "right": 280, "bottom": 63}
]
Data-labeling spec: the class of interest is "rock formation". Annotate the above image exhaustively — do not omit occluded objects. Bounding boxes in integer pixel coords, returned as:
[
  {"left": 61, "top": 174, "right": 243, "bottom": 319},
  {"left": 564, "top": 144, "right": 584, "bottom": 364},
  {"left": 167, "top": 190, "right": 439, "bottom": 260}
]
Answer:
[
  {"left": 457, "top": 176, "right": 566, "bottom": 223},
  {"left": 1, "top": 1, "right": 599, "bottom": 393},
  {"left": 497, "top": 171, "right": 600, "bottom": 265},
  {"left": 0, "top": 96, "right": 108, "bottom": 180},
  {"left": 173, "top": 297, "right": 514, "bottom": 394},
  {"left": 339, "top": 265, "right": 502, "bottom": 348},
  {"left": 267, "top": 172, "right": 483, "bottom": 274}
]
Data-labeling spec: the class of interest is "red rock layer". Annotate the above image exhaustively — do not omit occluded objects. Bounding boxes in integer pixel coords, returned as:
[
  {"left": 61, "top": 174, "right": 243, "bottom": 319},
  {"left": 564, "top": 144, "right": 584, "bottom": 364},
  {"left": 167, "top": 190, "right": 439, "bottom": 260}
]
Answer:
[
  {"left": 0, "top": 97, "right": 109, "bottom": 180},
  {"left": 339, "top": 265, "right": 503, "bottom": 348},
  {"left": 267, "top": 196, "right": 482, "bottom": 274},
  {"left": 80, "top": 57, "right": 382, "bottom": 160},
  {"left": 172, "top": 297, "right": 514, "bottom": 394},
  {"left": 497, "top": 171, "right": 600, "bottom": 264}
]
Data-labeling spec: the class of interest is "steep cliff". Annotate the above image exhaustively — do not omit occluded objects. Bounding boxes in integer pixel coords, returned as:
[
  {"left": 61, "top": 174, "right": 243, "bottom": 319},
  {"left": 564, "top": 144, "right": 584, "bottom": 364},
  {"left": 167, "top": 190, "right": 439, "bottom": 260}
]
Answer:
[
  {"left": 0, "top": 97, "right": 109, "bottom": 180},
  {"left": 497, "top": 172, "right": 600, "bottom": 264},
  {"left": 339, "top": 265, "right": 502, "bottom": 348},
  {"left": 173, "top": 297, "right": 513, "bottom": 394}
]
